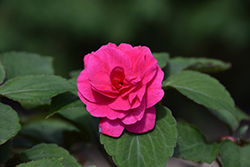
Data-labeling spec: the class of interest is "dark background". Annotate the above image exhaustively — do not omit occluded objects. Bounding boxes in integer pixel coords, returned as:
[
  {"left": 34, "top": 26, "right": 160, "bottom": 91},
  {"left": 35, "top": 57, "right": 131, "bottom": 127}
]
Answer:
[{"left": 1, "top": 0, "right": 249, "bottom": 140}]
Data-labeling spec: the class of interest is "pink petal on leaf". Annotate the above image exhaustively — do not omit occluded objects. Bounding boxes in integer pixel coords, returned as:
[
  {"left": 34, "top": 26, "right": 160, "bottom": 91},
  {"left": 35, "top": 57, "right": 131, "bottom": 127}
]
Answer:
[
  {"left": 99, "top": 117, "right": 125, "bottom": 137},
  {"left": 126, "top": 106, "right": 156, "bottom": 133}
]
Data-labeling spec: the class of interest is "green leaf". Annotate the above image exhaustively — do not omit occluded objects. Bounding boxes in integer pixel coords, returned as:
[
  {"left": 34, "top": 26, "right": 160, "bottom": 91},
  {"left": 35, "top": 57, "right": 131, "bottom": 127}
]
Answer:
[
  {"left": 0, "top": 52, "right": 54, "bottom": 80},
  {"left": 69, "top": 70, "right": 82, "bottom": 78},
  {"left": 235, "top": 107, "right": 250, "bottom": 121},
  {"left": 47, "top": 92, "right": 82, "bottom": 118},
  {"left": 238, "top": 125, "right": 249, "bottom": 138},
  {"left": 19, "top": 98, "right": 51, "bottom": 110},
  {"left": 0, "top": 140, "right": 12, "bottom": 163},
  {"left": 100, "top": 105, "right": 177, "bottom": 167},
  {"left": 0, "top": 61, "right": 5, "bottom": 84},
  {"left": 153, "top": 52, "right": 170, "bottom": 68},
  {"left": 58, "top": 107, "right": 99, "bottom": 142},
  {"left": 166, "top": 57, "right": 231, "bottom": 76},
  {"left": 48, "top": 92, "right": 99, "bottom": 143},
  {"left": 16, "top": 158, "right": 65, "bottom": 167},
  {"left": 208, "top": 108, "right": 239, "bottom": 131},
  {"left": 173, "top": 122, "right": 219, "bottom": 163},
  {"left": 163, "top": 70, "right": 236, "bottom": 121},
  {"left": 207, "top": 107, "right": 249, "bottom": 132},
  {"left": 220, "top": 140, "right": 250, "bottom": 167},
  {"left": 0, "top": 103, "right": 21, "bottom": 145},
  {"left": 0, "top": 75, "right": 75, "bottom": 101},
  {"left": 68, "top": 76, "right": 77, "bottom": 86},
  {"left": 19, "top": 143, "right": 81, "bottom": 167},
  {"left": 18, "top": 118, "right": 79, "bottom": 146}
]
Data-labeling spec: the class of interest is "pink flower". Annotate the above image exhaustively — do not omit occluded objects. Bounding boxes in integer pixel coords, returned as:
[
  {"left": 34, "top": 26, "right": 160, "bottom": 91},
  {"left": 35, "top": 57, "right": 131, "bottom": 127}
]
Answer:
[{"left": 77, "top": 43, "right": 164, "bottom": 137}]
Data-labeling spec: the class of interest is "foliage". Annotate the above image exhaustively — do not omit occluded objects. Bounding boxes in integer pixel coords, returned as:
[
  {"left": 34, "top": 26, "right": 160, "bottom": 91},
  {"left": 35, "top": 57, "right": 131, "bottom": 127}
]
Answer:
[{"left": 0, "top": 51, "right": 249, "bottom": 167}]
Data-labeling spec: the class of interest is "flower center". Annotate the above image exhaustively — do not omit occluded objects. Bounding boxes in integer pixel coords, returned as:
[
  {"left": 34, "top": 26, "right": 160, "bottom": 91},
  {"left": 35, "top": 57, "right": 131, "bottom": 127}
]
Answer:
[{"left": 110, "top": 66, "right": 125, "bottom": 90}]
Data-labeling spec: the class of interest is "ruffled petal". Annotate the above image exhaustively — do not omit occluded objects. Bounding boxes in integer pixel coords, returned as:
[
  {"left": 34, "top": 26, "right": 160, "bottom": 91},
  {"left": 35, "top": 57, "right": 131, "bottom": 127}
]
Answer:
[
  {"left": 138, "top": 46, "right": 157, "bottom": 69},
  {"left": 128, "top": 83, "right": 146, "bottom": 104},
  {"left": 130, "top": 96, "right": 141, "bottom": 109},
  {"left": 121, "top": 97, "right": 146, "bottom": 125},
  {"left": 108, "top": 95, "right": 131, "bottom": 111},
  {"left": 99, "top": 118, "right": 125, "bottom": 137},
  {"left": 77, "top": 70, "right": 107, "bottom": 103},
  {"left": 86, "top": 98, "right": 130, "bottom": 120},
  {"left": 126, "top": 106, "right": 156, "bottom": 133},
  {"left": 146, "top": 66, "right": 164, "bottom": 108},
  {"left": 142, "top": 64, "right": 157, "bottom": 84},
  {"left": 87, "top": 45, "right": 132, "bottom": 93}
]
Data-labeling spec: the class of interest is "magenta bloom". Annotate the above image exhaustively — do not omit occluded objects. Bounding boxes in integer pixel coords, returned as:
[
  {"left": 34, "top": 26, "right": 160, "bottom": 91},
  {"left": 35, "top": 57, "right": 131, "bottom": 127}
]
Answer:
[{"left": 77, "top": 43, "right": 164, "bottom": 137}]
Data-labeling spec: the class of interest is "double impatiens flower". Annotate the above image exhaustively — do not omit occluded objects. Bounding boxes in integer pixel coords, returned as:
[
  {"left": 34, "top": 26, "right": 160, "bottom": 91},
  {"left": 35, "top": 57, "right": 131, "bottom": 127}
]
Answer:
[{"left": 77, "top": 43, "right": 164, "bottom": 137}]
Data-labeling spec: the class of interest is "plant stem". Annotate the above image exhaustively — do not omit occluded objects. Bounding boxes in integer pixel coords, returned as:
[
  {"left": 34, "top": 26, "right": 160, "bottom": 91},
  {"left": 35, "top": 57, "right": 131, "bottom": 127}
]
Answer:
[{"left": 216, "top": 156, "right": 223, "bottom": 167}]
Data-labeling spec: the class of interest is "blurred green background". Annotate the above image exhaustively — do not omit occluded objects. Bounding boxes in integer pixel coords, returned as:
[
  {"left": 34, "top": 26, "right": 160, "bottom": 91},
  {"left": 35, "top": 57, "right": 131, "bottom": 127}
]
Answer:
[{"left": 1, "top": 0, "right": 249, "bottom": 139}]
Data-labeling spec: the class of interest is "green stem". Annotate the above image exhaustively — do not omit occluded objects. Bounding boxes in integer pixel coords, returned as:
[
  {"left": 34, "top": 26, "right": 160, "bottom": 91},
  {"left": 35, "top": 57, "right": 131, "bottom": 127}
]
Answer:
[{"left": 216, "top": 156, "right": 223, "bottom": 167}]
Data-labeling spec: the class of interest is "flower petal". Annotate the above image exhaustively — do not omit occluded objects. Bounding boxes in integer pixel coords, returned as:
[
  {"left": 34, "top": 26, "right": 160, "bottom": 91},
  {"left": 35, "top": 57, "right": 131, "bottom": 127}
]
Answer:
[
  {"left": 99, "top": 117, "right": 125, "bottom": 137},
  {"left": 87, "top": 45, "right": 132, "bottom": 92},
  {"left": 142, "top": 64, "right": 157, "bottom": 84},
  {"left": 121, "top": 97, "right": 146, "bottom": 125},
  {"left": 146, "top": 65, "right": 164, "bottom": 108},
  {"left": 86, "top": 98, "right": 130, "bottom": 120},
  {"left": 77, "top": 70, "right": 107, "bottom": 103},
  {"left": 108, "top": 95, "right": 131, "bottom": 111},
  {"left": 126, "top": 106, "right": 156, "bottom": 133}
]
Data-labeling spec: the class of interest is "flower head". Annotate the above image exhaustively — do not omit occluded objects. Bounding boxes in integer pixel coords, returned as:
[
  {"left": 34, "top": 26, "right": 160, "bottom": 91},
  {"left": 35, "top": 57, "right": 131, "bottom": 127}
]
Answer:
[{"left": 77, "top": 43, "right": 164, "bottom": 137}]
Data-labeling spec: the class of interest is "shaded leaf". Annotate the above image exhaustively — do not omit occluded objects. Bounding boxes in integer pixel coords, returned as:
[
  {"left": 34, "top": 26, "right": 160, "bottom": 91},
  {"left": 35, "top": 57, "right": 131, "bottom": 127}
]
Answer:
[
  {"left": 47, "top": 92, "right": 82, "bottom": 118},
  {"left": 18, "top": 118, "right": 78, "bottom": 146},
  {"left": 19, "top": 98, "right": 51, "bottom": 110},
  {"left": 0, "top": 61, "right": 5, "bottom": 84},
  {"left": 238, "top": 125, "right": 249, "bottom": 138},
  {"left": 68, "top": 76, "right": 77, "bottom": 86},
  {"left": 0, "top": 140, "right": 12, "bottom": 163},
  {"left": 0, "top": 75, "right": 75, "bottom": 101},
  {"left": 166, "top": 57, "right": 231, "bottom": 76},
  {"left": 0, "top": 52, "right": 54, "bottom": 80},
  {"left": 0, "top": 103, "right": 21, "bottom": 145},
  {"left": 153, "top": 52, "right": 170, "bottom": 68},
  {"left": 174, "top": 122, "right": 219, "bottom": 163},
  {"left": 16, "top": 157, "right": 64, "bottom": 167},
  {"left": 163, "top": 71, "right": 237, "bottom": 122},
  {"left": 208, "top": 108, "right": 239, "bottom": 131},
  {"left": 19, "top": 143, "right": 81, "bottom": 167},
  {"left": 48, "top": 92, "right": 99, "bottom": 143},
  {"left": 220, "top": 140, "right": 250, "bottom": 167},
  {"left": 58, "top": 108, "right": 99, "bottom": 143},
  {"left": 100, "top": 105, "right": 177, "bottom": 167},
  {"left": 69, "top": 70, "right": 82, "bottom": 78},
  {"left": 235, "top": 107, "right": 250, "bottom": 121}
]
